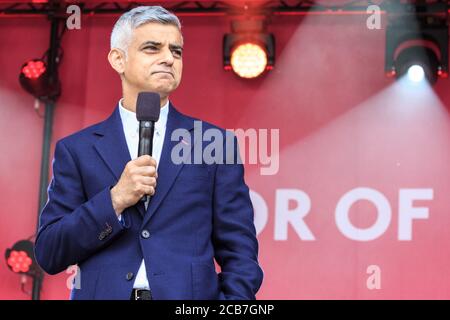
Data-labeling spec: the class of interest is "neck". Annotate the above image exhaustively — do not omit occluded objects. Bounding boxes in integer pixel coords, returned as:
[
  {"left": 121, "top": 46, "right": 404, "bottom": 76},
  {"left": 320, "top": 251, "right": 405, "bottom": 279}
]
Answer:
[{"left": 121, "top": 88, "right": 168, "bottom": 113}]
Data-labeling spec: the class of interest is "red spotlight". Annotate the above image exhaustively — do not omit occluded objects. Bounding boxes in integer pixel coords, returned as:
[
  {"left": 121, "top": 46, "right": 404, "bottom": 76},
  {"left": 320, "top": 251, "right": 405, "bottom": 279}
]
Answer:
[
  {"left": 19, "top": 58, "right": 60, "bottom": 101},
  {"left": 5, "top": 240, "right": 40, "bottom": 276},
  {"left": 21, "top": 60, "right": 46, "bottom": 80},
  {"left": 7, "top": 251, "right": 33, "bottom": 273}
]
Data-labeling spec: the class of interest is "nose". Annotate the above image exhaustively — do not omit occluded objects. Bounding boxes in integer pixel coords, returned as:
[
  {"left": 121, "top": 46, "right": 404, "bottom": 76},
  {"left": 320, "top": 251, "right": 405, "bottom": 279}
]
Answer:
[{"left": 159, "top": 47, "right": 174, "bottom": 66}]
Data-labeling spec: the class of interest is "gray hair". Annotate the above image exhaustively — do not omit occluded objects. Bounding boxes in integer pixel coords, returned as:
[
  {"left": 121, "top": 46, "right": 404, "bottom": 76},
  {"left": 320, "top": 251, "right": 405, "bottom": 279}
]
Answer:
[{"left": 110, "top": 6, "right": 182, "bottom": 53}]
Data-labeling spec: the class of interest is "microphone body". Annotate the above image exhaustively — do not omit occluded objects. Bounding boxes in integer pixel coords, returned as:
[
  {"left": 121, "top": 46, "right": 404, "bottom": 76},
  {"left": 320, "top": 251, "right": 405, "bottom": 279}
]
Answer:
[
  {"left": 138, "top": 120, "right": 155, "bottom": 158},
  {"left": 138, "top": 120, "right": 156, "bottom": 203},
  {"left": 136, "top": 92, "right": 161, "bottom": 203}
]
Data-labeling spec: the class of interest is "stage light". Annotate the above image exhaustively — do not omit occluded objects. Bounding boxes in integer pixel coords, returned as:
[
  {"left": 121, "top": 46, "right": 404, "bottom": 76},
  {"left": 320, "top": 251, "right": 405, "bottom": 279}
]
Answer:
[
  {"left": 230, "top": 42, "right": 268, "bottom": 79},
  {"left": 7, "top": 251, "right": 32, "bottom": 273},
  {"left": 5, "top": 240, "right": 40, "bottom": 276},
  {"left": 384, "top": 4, "right": 448, "bottom": 85},
  {"left": 394, "top": 46, "right": 440, "bottom": 84},
  {"left": 19, "top": 58, "right": 61, "bottom": 101},
  {"left": 407, "top": 65, "right": 425, "bottom": 83},
  {"left": 22, "top": 60, "right": 46, "bottom": 79},
  {"left": 223, "top": 20, "right": 275, "bottom": 79}
]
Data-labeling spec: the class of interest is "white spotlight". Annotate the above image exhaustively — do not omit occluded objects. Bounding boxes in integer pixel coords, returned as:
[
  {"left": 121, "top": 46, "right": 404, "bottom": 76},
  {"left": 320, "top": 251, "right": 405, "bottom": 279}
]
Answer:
[{"left": 407, "top": 65, "right": 425, "bottom": 83}]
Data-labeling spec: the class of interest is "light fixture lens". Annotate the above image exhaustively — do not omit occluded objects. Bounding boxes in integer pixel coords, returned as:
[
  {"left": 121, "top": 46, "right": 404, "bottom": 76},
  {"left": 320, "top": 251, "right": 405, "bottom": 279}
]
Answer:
[
  {"left": 407, "top": 65, "right": 425, "bottom": 83},
  {"left": 230, "top": 43, "right": 268, "bottom": 79},
  {"left": 21, "top": 60, "right": 46, "bottom": 80},
  {"left": 7, "top": 250, "right": 33, "bottom": 273}
]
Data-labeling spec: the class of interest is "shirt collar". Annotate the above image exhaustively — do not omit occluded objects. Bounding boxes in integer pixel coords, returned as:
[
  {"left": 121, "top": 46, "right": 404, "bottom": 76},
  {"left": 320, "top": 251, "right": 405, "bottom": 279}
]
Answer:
[{"left": 118, "top": 98, "right": 169, "bottom": 133}]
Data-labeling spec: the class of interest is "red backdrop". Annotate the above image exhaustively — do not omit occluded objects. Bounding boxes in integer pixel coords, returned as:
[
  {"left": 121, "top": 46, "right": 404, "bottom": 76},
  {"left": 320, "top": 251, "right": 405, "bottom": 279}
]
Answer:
[{"left": 1, "top": 6, "right": 450, "bottom": 300}]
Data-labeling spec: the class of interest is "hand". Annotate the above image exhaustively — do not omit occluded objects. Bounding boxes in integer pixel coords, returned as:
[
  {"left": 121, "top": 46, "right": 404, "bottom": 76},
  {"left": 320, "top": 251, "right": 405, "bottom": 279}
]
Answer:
[{"left": 110, "top": 155, "right": 158, "bottom": 216}]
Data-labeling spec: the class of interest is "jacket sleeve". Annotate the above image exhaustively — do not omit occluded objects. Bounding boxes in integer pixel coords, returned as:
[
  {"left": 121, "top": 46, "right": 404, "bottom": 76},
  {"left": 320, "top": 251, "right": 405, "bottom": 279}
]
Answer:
[
  {"left": 34, "top": 140, "right": 129, "bottom": 275},
  {"left": 212, "top": 134, "right": 264, "bottom": 300}
]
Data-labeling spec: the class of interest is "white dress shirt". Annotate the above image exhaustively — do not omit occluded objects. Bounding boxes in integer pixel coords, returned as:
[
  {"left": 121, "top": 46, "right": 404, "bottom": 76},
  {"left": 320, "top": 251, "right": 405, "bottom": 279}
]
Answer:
[{"left": 118, "top": 98, "right": 169, "bottom": 289}]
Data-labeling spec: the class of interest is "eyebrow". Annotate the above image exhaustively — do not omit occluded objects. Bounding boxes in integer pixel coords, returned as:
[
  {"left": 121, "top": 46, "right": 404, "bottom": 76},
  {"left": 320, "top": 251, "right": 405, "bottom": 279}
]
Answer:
[
  {"left": 169, "top": 44, "right": 184, "bottom": 52},
  {"left": 140, "top": 41, "right": 183, "bottom": 51}
]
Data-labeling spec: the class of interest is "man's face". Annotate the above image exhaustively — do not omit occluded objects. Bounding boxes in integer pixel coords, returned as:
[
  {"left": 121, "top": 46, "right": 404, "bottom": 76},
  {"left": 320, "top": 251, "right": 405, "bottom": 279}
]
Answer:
[{"left": 120, "top": 22, "right": 183, "bottom": 97}]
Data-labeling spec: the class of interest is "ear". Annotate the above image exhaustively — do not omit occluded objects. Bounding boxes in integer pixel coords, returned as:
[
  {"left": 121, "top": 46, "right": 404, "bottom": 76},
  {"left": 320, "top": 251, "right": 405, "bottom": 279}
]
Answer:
[{"left": 108, "top": 48, "right": 126, "bottom": 74}]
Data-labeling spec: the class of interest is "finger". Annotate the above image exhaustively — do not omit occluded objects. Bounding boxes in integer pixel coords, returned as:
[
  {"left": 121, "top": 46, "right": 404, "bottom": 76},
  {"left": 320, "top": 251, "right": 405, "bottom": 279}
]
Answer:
[
  {"left": 139, "top": 176, "right": 157, "bottom": 187},
  {"left": 133, "top": 166, "right": 157, "bottom": 177},
  {"left": 134, "top": 155, "right": 157, "bottom": 167},
  {"left": 142, "top": 185, "right": 155, "bottom": 196}
]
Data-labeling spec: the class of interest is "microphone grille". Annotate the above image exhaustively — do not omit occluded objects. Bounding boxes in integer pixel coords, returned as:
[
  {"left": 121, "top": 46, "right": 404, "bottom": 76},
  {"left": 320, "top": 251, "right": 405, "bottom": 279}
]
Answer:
[{"left": 136, "top": 92, "right": 161, "bottom": 122}]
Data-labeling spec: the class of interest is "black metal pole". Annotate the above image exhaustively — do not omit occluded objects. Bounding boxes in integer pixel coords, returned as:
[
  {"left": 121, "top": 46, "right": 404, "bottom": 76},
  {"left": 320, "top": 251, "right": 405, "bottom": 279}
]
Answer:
[
  {"left": 32, "top": 100, "right": 55, "bottom": 300},
  {"left": 32, "top": 2, "right": 61, "bottom": 300},
  {"left": 37, "top": 100, "right": 55, "bottom": 227}
]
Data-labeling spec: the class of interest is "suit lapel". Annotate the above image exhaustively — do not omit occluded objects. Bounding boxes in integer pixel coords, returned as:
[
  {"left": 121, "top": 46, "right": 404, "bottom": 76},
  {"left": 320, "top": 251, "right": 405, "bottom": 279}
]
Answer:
[
  {"left": 93, "top": 106, "right": 146, "bottom": 217},
  {"left": 143, "top": 103, "right": 195, "bottom": 225}
]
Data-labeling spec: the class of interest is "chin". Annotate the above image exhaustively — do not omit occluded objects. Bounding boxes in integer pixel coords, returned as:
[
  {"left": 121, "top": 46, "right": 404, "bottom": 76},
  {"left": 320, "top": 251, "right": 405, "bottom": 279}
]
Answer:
[
  {"left": 156, "top": 85, "right": 178, "bottom": 95},
  {"left": 139, "top": 82, "right": 179, "bottom": 96}
]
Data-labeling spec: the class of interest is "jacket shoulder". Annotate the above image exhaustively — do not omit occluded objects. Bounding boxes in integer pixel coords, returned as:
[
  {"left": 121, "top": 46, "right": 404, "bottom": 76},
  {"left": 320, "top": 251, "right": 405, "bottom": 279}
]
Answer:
[{"left": 57, "top": 116, "right": 109, "bottom": 149}]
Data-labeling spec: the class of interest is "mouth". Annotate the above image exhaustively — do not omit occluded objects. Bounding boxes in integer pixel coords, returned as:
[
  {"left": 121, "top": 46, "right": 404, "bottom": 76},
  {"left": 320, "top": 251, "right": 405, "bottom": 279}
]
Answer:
[{"left": 152, "top": 71, "right": 174, "bottom": 77}]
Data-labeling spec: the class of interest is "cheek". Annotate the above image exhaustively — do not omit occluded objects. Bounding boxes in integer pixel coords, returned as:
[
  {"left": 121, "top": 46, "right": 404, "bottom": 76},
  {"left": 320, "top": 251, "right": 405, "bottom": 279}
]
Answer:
[
  {"left": 128, "top": 56, "right": 152, "bottom": 76},
  {"left": 124, "top": 61, "right": 140, "bottom": 78},
  {"left": 175, "top": 63, "right": 183, "bottom": 79}
]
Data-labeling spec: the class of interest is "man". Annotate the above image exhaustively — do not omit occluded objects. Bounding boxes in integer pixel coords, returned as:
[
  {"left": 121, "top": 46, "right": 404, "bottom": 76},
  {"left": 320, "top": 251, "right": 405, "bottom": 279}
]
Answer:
[{"left": 34, "top": 6, "right": 263, "bottom": 300}]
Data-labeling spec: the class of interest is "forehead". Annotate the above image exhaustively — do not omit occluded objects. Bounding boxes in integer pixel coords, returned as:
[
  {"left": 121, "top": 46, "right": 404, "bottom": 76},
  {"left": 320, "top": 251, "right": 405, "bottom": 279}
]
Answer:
[{"left": 131, "top": 22, "right": 183, "bottom": 45}]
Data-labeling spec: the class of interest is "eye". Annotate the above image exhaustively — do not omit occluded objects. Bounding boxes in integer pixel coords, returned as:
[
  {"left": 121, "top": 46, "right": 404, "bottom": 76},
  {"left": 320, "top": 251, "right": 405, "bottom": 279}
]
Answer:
[
  {"left": 172, "top": 49, "right": 183, "bottom": 57},
  {"left": 143, "top": 46, "right": 158, "bottom": 51}
]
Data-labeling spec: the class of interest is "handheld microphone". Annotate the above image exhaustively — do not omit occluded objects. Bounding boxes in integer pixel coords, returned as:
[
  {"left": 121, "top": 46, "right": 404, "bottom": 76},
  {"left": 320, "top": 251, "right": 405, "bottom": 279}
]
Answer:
[{"left": 136, "top": 92, "right": 161, "bottom": 202}]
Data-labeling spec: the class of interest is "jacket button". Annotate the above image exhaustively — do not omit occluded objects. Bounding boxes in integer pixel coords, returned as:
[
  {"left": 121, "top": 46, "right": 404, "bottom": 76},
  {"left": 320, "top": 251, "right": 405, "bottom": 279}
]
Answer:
[
  {"left": 141, "top": 230, "right": 150, "bottom": 239},
  {"left": 126, "top": 272, "right": 134, "bottom": 281}
]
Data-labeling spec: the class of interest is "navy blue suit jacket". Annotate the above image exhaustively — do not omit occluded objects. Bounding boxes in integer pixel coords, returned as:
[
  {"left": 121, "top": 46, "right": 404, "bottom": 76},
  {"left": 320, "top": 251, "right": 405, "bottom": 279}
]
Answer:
[{"left": 34, "top": 104, "right": 263, "bottom": 300}]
